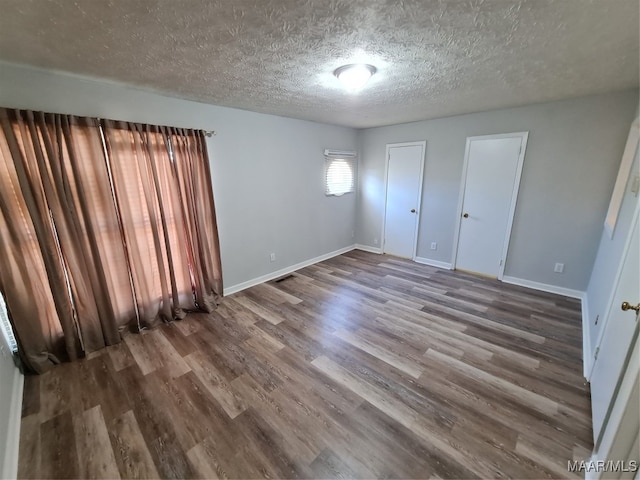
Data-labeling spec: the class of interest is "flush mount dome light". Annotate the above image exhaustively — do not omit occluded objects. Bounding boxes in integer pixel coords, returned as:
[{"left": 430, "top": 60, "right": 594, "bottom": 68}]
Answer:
[{"left": 334, "top": 64, "right": 376, "bottom": 91}]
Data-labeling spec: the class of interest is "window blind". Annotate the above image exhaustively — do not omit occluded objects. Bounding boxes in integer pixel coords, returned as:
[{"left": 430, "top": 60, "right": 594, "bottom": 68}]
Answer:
[
  {"left": 0, "top": 293, "right": 17, "bottom": 353},
  {"left": 325, "top": 156, "right": 356, "bottom": 196}
]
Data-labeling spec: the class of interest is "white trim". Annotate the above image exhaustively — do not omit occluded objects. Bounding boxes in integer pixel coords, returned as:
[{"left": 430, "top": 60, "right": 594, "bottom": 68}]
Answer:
[
  {"left": 380, "top": 145, "right": 390, "bottom": 254},
  {"left": 1, "top": 366, "right": 23, "bottom": 480},
  {"left": 223, "top": 245, "right": 355, "bottom": 296},
  {"left": 587, "top": 334, "right": 639, "bottom": 479},
  {"left": 452, "top": 132, "right": 529, "bottom": 280},
  {"left": 501, "top": 275, "right": 584, "bottom": 300},
  {"left": 381, "top": 141, "right": 426, "bottom": 261},
  {"left": 354, "top": 244, "right": 382, "bottom": 254},
  {"left": 414, "top": 256, "right": 453, "bottom": 270},
  {"left": 582, "top": 294, "right": 592, "bottom": 379},
  {"left": 604, "top": 117, "right": 639, "bottom": 238}
]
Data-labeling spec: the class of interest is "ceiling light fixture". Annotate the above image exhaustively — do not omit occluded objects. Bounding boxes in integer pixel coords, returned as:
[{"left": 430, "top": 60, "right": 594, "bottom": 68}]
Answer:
[{"left": 334, "top": 64, "right": 376, "bottom": 91}]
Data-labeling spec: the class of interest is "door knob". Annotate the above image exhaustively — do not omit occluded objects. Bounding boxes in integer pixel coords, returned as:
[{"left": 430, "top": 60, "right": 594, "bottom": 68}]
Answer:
[
  {"left": 621, "top": 301, "right": 640, "bottom": 313},
  {"left": 463, "top": 213, "right": 469, "bottom": 218},
  {"left": 411, "top": 209, "right": 416, "bottom": 213}
]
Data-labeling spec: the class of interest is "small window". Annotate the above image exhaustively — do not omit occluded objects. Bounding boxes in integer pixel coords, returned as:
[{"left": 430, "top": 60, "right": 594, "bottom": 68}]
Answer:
[{"left": 325, "top": 156, "right": 355, "bottom": 196}]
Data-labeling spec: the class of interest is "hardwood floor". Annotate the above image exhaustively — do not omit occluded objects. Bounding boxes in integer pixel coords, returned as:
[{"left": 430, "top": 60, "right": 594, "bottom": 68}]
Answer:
[{"left": 18, "top": 250, "right": 593, "bottom": 479}]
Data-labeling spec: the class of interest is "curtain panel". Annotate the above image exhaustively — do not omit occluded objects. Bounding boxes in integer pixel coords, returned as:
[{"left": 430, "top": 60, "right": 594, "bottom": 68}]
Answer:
[{"left": 0, "top": 109, "right": 223, "bottom": 373}]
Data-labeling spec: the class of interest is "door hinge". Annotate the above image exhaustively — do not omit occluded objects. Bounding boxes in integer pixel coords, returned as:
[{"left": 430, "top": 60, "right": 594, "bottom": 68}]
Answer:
[
  {"left": 499, "top": 259, "right": 503, "bottom": 266},
  {"left": 594, "top": 347, "right": 600, "bottom": 360},
  {"left": 519, "top": 145, "right": 522, "bottom": 155}
]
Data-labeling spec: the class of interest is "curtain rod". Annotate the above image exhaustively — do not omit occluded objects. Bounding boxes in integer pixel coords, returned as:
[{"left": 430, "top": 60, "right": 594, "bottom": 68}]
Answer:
[{"left": 94, "top": 117, "right": 216, "bottom": 137}]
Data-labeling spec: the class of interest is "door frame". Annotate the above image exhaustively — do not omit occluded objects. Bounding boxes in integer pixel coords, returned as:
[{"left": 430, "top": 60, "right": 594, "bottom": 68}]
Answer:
[
  {"left": 451, "top": 132, "right": 528, "bottom": 280},
  {"left": 588, "top": 204, "right": 640, "bottom": 381},
  {"left": 381, "top": 141, "right": 426, "bottom": 260}
]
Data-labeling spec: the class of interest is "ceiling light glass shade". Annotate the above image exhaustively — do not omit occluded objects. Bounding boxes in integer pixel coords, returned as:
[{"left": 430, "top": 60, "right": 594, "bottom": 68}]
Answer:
[{"left": 334, "top": 64, "right": 376, "bottom": 90}]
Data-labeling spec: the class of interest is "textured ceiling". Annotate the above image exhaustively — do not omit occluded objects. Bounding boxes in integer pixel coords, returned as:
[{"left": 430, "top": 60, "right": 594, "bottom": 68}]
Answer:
[{"left": 0, "top": 0, "right": 638, "bottom": 128}]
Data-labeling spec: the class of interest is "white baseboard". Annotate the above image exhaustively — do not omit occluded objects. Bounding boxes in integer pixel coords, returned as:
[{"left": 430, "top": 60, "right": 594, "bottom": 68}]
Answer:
[
  {"left": 354, "top": 244, "right": 382, "bottom": 254},
  {"left": 414, "top": 256, "right": 453, "bottom": 270},
  {"left": 501, "top": 276, "right": 585, "bottom": 300},
  {"left": 582, "top": 294, "right": 592, "bottom": 380},
  {"left": 223, "top": 245, "right": 355, "bottom": 296},
  {"left": 1, "top": 365, "right": 23, "bottom": 480}
]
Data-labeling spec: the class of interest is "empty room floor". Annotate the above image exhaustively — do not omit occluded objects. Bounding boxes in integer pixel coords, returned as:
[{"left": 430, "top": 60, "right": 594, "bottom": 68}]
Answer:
[{"left": 17, "top": 250, "right": 592, "bottom": 479}]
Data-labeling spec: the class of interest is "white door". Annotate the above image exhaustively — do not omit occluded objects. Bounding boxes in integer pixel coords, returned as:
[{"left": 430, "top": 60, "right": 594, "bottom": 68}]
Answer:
[
  {"left": 383, "top": 142, "right": 425, "bottom": 258},
  {"left": 454, "top": 133, "right": 527, "bottom": 278},
  {"left": 591, "top": 208, "right": 640, "bottom": 445}
]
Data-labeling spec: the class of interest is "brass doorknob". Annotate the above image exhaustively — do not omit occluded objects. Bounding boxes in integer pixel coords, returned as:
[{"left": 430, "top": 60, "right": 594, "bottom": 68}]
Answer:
[
  {"left": 463, "top": 213, "right": 469, "bottom": 218},
  {"left": 411, "top": 209, "right": 416, "bottom": 213},
  {"left": 621, "top": 301, "right": 640, "bottom": 313}
]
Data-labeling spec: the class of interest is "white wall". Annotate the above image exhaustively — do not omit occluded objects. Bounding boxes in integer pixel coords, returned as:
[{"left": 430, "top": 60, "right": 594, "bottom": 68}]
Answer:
[
  {"left": 357, "top": 91, "right": 638, "bottom": 291},
  {"left": 0, "top": 61, "right": 358, "bottom": 290},
  {"left": 0, "top": 340, "right": 22, "bottom": 479},
  {"left": 585, "top": 120, "right": 639, "bottom": 373}
]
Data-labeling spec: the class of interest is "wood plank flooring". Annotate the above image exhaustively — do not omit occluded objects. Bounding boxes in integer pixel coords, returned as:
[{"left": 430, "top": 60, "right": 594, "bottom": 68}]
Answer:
[{"left": 18, "top": 250, "right": 593, "bottom": 479}]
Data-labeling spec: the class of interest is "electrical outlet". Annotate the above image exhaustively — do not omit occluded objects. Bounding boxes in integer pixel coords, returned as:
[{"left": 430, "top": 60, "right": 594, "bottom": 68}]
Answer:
[
  {"left": 554, "top": 263, "right": 564, "bottom": 273},
  {"left": 270, "top": 253, "right": 276, "bottom": 262},
  {"left": 373, "top": 237, "right": 378, "bottom": 245},
  {"left": 430, "top": 242, "right": 437, "bottom": 250},
  {"left": 351, "top": 230, "right": 355, "bottom": 239}
]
